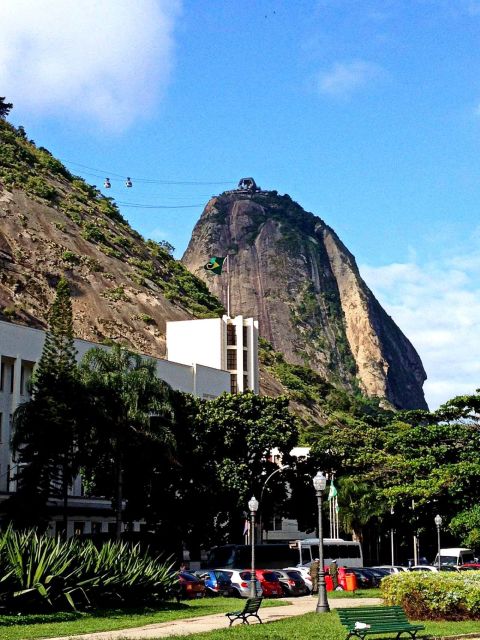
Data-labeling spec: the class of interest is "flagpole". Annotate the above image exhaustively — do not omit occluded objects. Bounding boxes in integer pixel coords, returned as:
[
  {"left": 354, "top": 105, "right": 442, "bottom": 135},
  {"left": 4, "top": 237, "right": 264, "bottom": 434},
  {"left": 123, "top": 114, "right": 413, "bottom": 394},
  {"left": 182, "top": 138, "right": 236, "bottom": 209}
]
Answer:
[{"left": 226, "top": 255, "right": 231, "bottom": 318}]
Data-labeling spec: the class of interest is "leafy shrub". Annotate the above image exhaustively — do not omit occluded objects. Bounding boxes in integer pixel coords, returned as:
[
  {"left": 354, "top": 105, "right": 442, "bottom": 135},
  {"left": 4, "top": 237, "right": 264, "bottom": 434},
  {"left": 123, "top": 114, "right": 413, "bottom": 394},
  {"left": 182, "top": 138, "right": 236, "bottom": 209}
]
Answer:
[
  {"left": 138, "top": 313, "right": 155, "bottom": 325},
  {"left": 25, "top": 176, "right": 57, "bottom": 201},
  {"left": 62, "top": 251, "right": 80, "bottom": 265},
  {"left": 102, "top": 286, "right": 129, "bottom": 302},
  {"left": 81, "top": 223, "right": 106, "bottom": 243},
  {"left": 381, "top": 572, "right": 480, "bottom": 620}
]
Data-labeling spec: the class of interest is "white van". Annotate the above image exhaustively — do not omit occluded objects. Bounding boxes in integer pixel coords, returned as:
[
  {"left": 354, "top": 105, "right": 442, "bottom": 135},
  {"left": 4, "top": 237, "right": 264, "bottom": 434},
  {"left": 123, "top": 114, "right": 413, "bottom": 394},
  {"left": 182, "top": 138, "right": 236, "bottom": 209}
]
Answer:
[{"left": 434, "top": 548, "right": 476, "bottom": 567}]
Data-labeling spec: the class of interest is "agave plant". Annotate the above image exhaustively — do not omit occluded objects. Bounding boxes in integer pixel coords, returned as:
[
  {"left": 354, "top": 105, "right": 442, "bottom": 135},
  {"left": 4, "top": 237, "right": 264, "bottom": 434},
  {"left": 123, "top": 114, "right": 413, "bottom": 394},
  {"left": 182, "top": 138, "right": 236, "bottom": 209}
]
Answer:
[
  {"left": 0, "top": 528, "right": 176, "bottom": 612},
  {"left": 0, "top": 528, "right": 89, "bottom": 610}
]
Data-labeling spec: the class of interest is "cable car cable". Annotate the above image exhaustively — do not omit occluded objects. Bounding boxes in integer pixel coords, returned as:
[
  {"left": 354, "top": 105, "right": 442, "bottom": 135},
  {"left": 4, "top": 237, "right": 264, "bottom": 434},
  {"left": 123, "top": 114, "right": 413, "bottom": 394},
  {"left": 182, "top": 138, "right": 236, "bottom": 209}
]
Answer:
[{"left": 62, "top": 159, "right": 235, "bottom": 185}]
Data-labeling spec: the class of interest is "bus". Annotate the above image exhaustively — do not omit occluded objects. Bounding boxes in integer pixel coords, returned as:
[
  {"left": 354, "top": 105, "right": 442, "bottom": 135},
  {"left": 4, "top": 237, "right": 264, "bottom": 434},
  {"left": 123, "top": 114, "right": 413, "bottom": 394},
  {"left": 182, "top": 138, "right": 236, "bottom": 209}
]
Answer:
[{"left": 204, "top": 538, "right": 363, "bottom": 569}]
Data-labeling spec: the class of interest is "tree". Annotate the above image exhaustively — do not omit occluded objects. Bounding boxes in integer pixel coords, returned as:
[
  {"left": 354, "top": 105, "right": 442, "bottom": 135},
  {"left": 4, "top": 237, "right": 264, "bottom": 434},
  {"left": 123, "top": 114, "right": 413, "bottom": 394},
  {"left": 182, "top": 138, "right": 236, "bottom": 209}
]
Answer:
[
  {"left": 151, "top": 392, "right": 299, "bottom": 555},
  {"left": 0, "top": 97, "right": 13, "bottom": 119},
  {"left": 79, "top": 345, "right": 175, "bottom": 539},
  {"left": 10, "top": 278, "right": 82, "bottom": 532}
]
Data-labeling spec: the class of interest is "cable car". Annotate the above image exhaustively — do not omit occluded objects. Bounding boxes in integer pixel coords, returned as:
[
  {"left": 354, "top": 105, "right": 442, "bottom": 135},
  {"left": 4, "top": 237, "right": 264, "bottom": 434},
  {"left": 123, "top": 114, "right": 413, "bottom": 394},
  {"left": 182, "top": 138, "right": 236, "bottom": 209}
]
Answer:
[
  {"left": 104, "top": 178, "right": 111, "bottom": 189},
  {"left": 125, "top": 177, "right": 133, "bottom": 188}
]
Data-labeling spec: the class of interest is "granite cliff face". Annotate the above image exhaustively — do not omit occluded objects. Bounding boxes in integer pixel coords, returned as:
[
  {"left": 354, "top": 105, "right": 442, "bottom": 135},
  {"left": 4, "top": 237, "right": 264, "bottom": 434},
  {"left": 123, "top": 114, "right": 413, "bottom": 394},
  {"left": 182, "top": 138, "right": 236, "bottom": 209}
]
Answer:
[{"left": 182, "top": 189, "right": 428, "bottom": 410}]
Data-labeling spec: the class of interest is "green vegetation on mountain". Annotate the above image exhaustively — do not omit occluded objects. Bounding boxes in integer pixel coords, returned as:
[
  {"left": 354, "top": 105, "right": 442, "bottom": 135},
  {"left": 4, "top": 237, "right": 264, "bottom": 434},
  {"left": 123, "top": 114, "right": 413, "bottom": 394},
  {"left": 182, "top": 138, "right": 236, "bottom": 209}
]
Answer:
[{"left": 0, "top": 118, "right": 223, "bottom": 319}]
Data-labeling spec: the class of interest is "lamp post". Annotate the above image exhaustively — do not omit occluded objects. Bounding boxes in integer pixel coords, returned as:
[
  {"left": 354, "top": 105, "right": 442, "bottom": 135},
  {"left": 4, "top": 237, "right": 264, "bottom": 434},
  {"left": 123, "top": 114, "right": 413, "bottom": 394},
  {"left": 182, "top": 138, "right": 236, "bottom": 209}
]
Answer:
[
  {"left": 313, "top": 471, "right": 330, "bottom": 613},
  {"left": 434, "top": 514, "right": 442, "bottom": 570},
  {"left": 248, "top": 495, "right": 259, "bottom": 597},
  {"left": 390, "top": 507, "right": 395, "bottom": 567},
  {"left": 258, "top": 465, "right": 290, "bottom": 543}
]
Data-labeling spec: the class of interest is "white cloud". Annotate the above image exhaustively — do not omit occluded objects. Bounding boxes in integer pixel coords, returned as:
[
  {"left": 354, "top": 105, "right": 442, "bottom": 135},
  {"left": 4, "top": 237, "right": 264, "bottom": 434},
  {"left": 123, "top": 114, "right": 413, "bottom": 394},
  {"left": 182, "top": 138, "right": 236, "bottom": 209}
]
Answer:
[
  {"left": 360, "top": 252, "right": 480, "bottom": 410},
  {"left": 317, "top": 59, "right": 383, "bottom": 98},
  {"left": 0, "top": 0, "right": 181, "bottom": 130}
]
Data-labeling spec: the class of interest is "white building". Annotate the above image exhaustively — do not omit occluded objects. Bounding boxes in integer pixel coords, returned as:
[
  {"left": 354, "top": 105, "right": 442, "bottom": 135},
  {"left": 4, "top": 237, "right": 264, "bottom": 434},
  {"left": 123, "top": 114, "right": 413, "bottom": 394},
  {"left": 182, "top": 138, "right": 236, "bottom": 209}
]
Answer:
[
  {"left": 0, "top": 316, "right": 259, "bottom": 536},
  {"left": 167, "top": 315, "right": 259, "bottom": 394}
]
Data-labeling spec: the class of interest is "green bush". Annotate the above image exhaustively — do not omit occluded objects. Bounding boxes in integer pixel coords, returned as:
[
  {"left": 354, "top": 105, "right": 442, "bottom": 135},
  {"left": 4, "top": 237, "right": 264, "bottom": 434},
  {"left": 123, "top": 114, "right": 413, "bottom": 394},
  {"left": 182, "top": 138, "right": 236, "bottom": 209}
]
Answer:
[
  {"left": 381, "top": 571, "right": 480, "bottom": 620},
  {"left": 25, "top": 176, "right": 57, "bottom": 201},
  {"left": 62, "top": 251, "right": 80, "bottom": 265}
]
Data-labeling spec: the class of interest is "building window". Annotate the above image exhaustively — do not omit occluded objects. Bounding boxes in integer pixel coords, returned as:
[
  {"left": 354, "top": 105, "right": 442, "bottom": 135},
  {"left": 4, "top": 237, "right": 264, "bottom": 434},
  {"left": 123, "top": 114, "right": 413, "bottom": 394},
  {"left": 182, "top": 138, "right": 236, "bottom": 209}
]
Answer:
[
  {"left": 0, "top": 413, "right": 2, "bottom": 442},
  {"left": 9, "top": 365, "right": 14, "bottom": 393},
  {"left": 267, "top": 515, "right": 283, "bottom": 531},
  {"left": 20, "top": 365, "right": 25, "bottom": 396},
  {"left": 227, "top": 324, "right": 236, "bottom": 346},
  {"left": 243, "top": 326, "right": 248, "bottom": 345},
  {"left": 243, "top": 350, "right": 248, "bottom": 371},
  {"left": 92, "top": 522, "right": 102, "bottom": 534},
  {"left": 243, "top": 375, "right": 248, "bottom": 390},
  {"left": 0, "top": 362, "right": 4, "bottom": 391},
  {"left": 227, "top": 350, "right": 237, "bottom": 370},
  {"left": 230, "top": 374, "right": 237, "bottom": 394}
]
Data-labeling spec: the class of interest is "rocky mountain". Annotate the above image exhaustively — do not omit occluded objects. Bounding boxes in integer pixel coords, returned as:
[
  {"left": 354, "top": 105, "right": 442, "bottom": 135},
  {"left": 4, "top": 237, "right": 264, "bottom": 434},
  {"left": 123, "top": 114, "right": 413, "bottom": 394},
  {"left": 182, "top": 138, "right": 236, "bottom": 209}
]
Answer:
[
  {"left": 0, "top": 119, "right": 223, "bottom": 356},
  {"left": 182, "top": 187, "right": 428, "bottom": 410}
]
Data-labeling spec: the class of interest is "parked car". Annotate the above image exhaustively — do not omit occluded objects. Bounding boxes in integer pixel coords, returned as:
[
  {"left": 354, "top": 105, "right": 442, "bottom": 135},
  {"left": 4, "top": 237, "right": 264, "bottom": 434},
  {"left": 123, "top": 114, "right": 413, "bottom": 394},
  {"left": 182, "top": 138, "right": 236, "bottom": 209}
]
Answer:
[
  {"left": 176, "top": 571, "right": 206, "bottom": 599},
  {"left": 255, "top": 569, "right": 283, "bottom": 597},
  {"left": 345, "top": 567, "right": 377, "bottom": 588},
  {"left": 221, "top": 569, "right": 262, "bottom": 598},
  {"left": 284, "top": 566, "right": 313, "bottom": 592},
  {"left": 459, "top": 563, "right": 480, "bottom": 570},
  {"left": 364, "top": 567, "right": 390, "bottom": 580},
  {"left": 196, "top": 570, "right": 233, "bottom": 597},
  {"left": 410, "top": 565, "right": 458, "bottom": 572},
  {"left": 371, "top": 565, "right": 408, "bottom": 574},
  {"left": 274, "top": 569, "right": 310, "bottom": 597}
]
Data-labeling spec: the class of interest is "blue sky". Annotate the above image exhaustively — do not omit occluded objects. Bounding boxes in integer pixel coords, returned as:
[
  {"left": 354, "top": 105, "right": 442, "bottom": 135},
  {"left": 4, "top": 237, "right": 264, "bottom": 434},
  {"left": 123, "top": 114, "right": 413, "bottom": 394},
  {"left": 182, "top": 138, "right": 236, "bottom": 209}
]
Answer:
[{"left": 2, "top": 0, "right": 480, "bottom": 408}]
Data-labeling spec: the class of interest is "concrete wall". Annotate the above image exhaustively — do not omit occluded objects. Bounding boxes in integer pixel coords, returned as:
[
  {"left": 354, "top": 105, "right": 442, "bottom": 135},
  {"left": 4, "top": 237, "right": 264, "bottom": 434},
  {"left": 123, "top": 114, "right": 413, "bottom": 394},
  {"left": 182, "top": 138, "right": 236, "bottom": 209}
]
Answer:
[{"left": 166, "top": 318, "right": 223, "bottom": 369}]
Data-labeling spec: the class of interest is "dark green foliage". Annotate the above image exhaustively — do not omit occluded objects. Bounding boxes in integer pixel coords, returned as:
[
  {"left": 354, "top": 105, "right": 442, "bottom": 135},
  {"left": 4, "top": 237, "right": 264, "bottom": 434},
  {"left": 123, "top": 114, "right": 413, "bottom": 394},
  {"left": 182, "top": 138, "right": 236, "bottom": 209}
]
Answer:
[
  {"left": 81, "top": 223, "right": 106, "bottom": 243},
  {"left": 0, "top": 97, "right": 13, "bottom": 119},
  {"left": 79, "top": 345, "right": 175, "bottom": 538},
  {"left": 9, "top": 278, "right": 85, "bottom": 530},
  {"left": 62, "top": 251, "right": 80, "bottom": 265},
  {"left": 151, "top": 391, "right": 299, "bottom": 553}
]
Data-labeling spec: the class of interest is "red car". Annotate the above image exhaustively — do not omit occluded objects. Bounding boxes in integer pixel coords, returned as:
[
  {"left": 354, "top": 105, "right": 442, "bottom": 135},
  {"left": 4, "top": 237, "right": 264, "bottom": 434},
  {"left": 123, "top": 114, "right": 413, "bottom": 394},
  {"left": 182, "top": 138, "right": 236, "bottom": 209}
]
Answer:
[
  {"left": 459, "top": 563, "right": 480, "bottom": 570},
  {"left": 255, "top": 569, "right": 282, "bottom": 597},
  {"left": 176, "top": 571, "right": 206, "bottom": 599}
]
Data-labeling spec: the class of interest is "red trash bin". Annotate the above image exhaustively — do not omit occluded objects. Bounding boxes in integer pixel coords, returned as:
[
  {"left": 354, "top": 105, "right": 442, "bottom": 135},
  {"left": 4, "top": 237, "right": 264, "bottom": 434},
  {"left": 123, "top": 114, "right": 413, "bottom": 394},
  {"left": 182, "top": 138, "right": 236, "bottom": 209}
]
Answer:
[
  {"left": 325, "top": 575, "right": 333, "bottom": 591},
  {"left": 345, "top": 572, "right": 357, "bottom": 591}
]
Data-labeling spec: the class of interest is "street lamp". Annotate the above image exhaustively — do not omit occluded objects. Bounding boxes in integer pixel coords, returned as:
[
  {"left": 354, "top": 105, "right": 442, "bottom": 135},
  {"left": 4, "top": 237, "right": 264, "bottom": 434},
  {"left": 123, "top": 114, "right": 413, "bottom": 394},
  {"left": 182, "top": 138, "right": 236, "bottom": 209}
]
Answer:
[
  {"left": 259, "top": 465, "right": 290, "bottom": 543},
  {"left": 313, "top": 471, "right": 330, "bottom": 613},
  {"left": 390, "top": 507, "right": 395, "bottom": 568},
  {"left": 434, "top": 514, "right": 442, "bottom": 570},
  {"left": 248, "top": 495, "right": 259, "bottom": 597}
]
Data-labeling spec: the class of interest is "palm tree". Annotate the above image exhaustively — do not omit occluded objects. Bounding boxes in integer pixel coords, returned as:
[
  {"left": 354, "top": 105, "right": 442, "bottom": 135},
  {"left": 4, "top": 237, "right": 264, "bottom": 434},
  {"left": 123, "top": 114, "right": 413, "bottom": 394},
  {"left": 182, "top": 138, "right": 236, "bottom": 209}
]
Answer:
[{"left": 80, "top": 345, "right": 175, "bottom": 539}]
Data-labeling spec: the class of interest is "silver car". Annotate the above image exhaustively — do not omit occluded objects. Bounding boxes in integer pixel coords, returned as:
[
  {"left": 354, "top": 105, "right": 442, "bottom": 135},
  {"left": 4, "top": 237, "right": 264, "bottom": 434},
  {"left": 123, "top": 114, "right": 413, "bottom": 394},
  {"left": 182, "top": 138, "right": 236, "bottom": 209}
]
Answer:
[{"left": 221, "top": 569, "right": 263, "bottom": 598}]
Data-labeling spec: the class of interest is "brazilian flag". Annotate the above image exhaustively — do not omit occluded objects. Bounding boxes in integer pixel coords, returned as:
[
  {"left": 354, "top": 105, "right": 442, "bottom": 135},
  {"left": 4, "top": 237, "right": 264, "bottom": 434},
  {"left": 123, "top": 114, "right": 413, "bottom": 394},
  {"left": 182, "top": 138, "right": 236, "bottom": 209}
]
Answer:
[{"left": 204, "top": 256, "right": 226, "bottom": 275}]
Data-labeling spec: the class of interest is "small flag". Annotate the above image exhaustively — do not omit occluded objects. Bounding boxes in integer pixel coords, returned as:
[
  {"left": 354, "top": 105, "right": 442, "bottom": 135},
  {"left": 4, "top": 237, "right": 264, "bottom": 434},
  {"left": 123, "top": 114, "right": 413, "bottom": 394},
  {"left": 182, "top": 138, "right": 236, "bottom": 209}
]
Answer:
[
  {"left": 243, "top": 519, "right": 249, "bottom": 536},
  {"left": 328, "top": 481, "right": 338, "bottom": 501},
  {"left": 204, "top": 256, "right": 226, "bottom": 275}
]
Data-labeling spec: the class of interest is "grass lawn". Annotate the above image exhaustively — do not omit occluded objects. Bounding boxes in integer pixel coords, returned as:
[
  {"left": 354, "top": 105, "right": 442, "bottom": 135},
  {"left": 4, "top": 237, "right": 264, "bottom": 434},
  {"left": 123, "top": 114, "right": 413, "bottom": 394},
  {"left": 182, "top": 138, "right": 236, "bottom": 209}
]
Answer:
[
  {"left": 0, "top": 598, "right": 286, "bottom": 640},
  {"left": 164, "top": 611, "right": 480, "bottom": 640}
]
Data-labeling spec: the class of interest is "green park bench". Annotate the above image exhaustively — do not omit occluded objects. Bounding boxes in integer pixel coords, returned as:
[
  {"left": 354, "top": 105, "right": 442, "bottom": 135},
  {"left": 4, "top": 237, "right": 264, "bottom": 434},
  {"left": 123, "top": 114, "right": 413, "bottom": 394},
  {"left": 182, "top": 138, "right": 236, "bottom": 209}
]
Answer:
[
  {"left": 226, "top": 596, "right": 263, "bottom": 626},
  {"left": 336, "top": 605, "right": 425, "bottom": 640}
]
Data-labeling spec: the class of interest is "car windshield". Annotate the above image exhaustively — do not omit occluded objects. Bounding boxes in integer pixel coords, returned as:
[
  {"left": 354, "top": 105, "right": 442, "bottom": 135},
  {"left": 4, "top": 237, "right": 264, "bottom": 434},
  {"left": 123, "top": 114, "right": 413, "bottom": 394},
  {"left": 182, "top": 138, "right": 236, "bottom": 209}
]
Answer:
[{"left": 439, "top": 556, "right": 457, "bottom": 565}]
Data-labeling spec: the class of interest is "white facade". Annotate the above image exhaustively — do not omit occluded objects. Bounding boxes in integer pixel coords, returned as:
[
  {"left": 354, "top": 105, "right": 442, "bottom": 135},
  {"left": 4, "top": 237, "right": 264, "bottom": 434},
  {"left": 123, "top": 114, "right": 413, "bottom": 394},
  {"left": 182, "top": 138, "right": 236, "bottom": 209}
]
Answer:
[
  {"left": 0, "top": 319, "right": 231, "bottom": 534},
  {"left": 166, "top": 315, "right": 259, "bottom": 394}
]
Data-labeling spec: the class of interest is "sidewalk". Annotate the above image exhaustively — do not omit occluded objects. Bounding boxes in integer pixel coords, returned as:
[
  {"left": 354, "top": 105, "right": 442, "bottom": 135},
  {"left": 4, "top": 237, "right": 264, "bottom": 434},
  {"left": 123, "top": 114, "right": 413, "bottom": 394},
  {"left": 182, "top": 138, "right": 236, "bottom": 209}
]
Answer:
[{"left": 46, "top": 596, "right": 382, "bottom": 640}]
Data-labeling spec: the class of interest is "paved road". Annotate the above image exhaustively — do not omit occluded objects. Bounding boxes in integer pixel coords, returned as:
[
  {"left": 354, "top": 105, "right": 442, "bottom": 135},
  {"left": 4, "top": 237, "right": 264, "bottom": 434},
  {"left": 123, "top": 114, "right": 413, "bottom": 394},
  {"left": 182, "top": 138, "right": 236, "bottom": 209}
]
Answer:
[{"left": 46, "top": 596, "right": 382, "bottom": 640}]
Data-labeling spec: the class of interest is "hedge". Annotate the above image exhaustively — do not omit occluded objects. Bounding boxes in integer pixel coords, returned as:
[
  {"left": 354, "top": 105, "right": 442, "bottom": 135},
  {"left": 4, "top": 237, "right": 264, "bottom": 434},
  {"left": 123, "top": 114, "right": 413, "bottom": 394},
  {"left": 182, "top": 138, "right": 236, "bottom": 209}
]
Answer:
[{"left": 381, "top": 571, "right": 480, "bottom": 620}]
